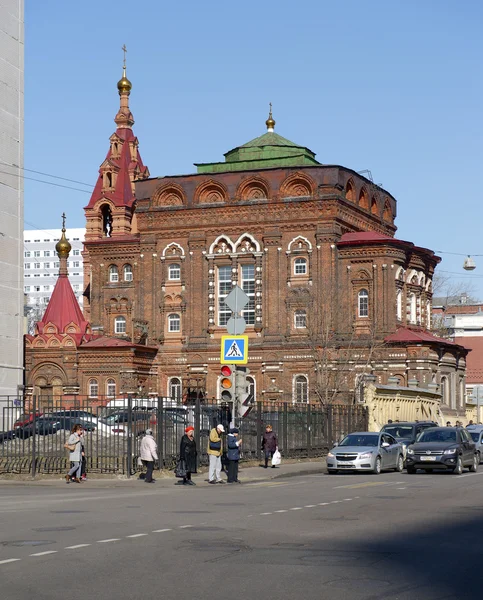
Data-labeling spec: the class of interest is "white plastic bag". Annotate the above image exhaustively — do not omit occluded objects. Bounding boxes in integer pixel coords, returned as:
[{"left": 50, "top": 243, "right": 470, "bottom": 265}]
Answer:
[{"left": 271, "top": 450, "right": 281, "bottom": 466}]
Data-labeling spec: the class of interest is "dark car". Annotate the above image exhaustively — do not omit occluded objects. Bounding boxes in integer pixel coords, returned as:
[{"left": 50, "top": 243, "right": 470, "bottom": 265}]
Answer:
[
  {"left": 406, "top": 427, "right": 478, "bottom": 474},
  {"left": 380, "top": 421, "right": 438, "bottom": 452},
  {"left": 21, "top": 416, "right": 97, "bottom": 436}
]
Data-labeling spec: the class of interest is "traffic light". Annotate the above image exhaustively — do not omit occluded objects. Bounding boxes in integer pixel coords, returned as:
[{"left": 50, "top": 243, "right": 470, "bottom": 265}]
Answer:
[
  {"left": 220, "top": 365, "right": 235, "bottom": 402},
  {"left": 235, "top": 366, "right": 252, "bottom": 418}
]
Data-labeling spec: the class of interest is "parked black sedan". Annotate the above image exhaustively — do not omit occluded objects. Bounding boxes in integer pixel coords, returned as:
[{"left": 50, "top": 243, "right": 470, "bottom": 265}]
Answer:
[{"left": 406, "top": 427, "right": 478, "bottom": 475}]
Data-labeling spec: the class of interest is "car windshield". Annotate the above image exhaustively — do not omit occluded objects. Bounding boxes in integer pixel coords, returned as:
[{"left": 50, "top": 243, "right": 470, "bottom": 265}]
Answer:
[
  {"left": 469, "top": 432, "right": 480, "bottom": 442},
  {"left": 382, "top": 426, "right": 413, "bottom": 438},
  {"left": 418, "top": 430, "right": 457, "bottom": 443},
  {"left": 339, "top": 434, "right": 379, "bottom": 447}
]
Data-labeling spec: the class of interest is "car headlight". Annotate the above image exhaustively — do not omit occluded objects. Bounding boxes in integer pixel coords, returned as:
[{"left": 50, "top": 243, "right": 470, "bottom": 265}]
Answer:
[
  {"left": 444, "top": 448, "right": 457, "bottom": 454},
  {"left": 327, "top": 452, "right": 335, "bottom": 459},
  {"left": 358, "top": 452, "right": 373, "bottom": 459},
  {"left": 407, "top": 448, "right": 414, "bottom": 455}
]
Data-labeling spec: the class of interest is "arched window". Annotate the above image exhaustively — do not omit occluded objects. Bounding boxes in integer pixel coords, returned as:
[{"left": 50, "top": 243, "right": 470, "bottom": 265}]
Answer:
[
  {"left": 358, "top": 289, "right": 369, "bottom": 318},
  {"left": 115, "top": 316, "right": 126, "bottom": 334},
  {"left": 123, "top": 264, "right": 133, "bottom": 282},
  {"left": 106, "top": 379, "right": 116, "bottom": 398},
  {"left": 440, "top": 376, "right": 448, "bottom": 405},
  {"left": 409, "top": 293, "right": 417, "bottom": 324},
  {"left": 109, "top": 265, "right": 119, "bottom": 283},
  {"left": 294, "top": 258, "right": 307, "bottom": 275},
  {"left": 294, "top": 375, "right": 308, "bottom": 403},
  {"left": 168, "top": 313, "right": 181, "bottom": 332},
  {"left": 168, "top": 263, "right": 181, "bottom": 280},
  {"left": 169, "top": 377, "right": 182, "bottom": 401},
  {"left": 88, "top": 378, "right": 98, "bottom": 398},
  {"left": 294, "top": 309, "right": 307, "bottom": 329},
  {"left": 106, "top": 172, "right": 112, "bottom": 188},
  {"left": 396, "top": 290, "right": 402, "bottom": 321},
  {"left": 426, "top": 300, "right": 431, "bottom": 329}
]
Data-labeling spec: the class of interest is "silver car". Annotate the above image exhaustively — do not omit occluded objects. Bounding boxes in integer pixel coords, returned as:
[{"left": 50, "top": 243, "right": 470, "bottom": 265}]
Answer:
[
  {"left": 467, "top": 425, "right": 483, "bottom": 463},
  {"left": 327, "top": 431, "right": 404, "bottom": 475}
]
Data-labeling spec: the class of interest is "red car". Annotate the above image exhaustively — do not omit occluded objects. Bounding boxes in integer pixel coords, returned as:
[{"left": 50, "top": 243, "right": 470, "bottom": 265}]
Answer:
[{"left": 14, "top": 412, "right": 42, "bottom": 429}]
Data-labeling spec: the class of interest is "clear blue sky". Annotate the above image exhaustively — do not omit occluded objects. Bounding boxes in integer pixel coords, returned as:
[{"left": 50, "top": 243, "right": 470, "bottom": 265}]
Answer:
[{"left": 24, "top": 1, "right": 483, "bottom": 297}]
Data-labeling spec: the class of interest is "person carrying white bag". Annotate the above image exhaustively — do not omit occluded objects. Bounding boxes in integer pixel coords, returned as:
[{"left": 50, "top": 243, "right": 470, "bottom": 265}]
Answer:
[{"left": 262, "top": 424, "right": 279, "bottom": 468}]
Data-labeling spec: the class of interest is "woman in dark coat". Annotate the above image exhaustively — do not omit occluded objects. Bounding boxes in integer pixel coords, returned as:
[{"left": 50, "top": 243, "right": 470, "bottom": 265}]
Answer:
[
  {"left": 262, "top": 424, "right": 278, "bottom": 468},
  {"left": 179, "top": 426, "right": 197, "bottom": 485}
]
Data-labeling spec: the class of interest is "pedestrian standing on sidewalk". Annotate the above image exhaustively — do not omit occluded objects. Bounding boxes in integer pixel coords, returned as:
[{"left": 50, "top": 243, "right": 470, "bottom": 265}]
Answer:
[
  {"left": 179, "top": 426, "right": 197, "bottom": 486},
  {"left": 227, "top": 428, "right": 242, "bottom": 483},
  {"left": 262, "top": 424, "right": 278, "bottom": 469},
  {"left": 65, "top": 424, "right": 83, "bottom": 484},
  {"left": 140, "top": 428, "right": 158, "bottom": 483},
  {"left": 208, "top": 423, "right": 225, "bottom": 484}
]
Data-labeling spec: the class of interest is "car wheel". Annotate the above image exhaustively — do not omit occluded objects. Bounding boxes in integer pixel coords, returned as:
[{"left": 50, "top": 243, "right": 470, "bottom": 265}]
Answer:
[
  {"left": 469, "top": 454, "right": 478, "bottom": 473},
  {"left": 327, "top": 470, "right": 338, "bottom": 475},
  {"left": 453, "top": 455, "right": 463, "bottom": 475},
  {"left": 478, "top": 451, "right": 481, "bottom": 465},
  {"left": 395, "top": 455, "right": 404, "bottom": 473},
  {"left": 407, "top": 466, "right": 417, "bottom": 474},
  {"left": 373, "top": 456, "right": 381, "bottom": 475}
]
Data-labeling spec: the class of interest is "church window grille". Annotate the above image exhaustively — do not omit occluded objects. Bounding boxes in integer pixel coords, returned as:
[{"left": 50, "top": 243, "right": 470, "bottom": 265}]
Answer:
[
  {"left": 241, "top": 264, "right": 255, "bottom": 325},
  {"left": 168, "top": 263, "right": 181, "bottom": 280},
  {"left": 168, "top": 313, "right": 181, "bottom": 332},
  {"left": 115, "top": 316, "right": 126, "bottom": 334},
  {"left": 358, "top": 289, "right": 369, "bottom": 318},
  {"left": 168, "top": 377, "right": 182, "bottom": 401}
]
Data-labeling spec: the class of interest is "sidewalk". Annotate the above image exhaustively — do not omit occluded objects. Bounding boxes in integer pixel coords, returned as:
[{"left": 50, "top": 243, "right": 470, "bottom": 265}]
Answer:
[{"left": 0, "top": 458, "right": 327, "bottom": 487}]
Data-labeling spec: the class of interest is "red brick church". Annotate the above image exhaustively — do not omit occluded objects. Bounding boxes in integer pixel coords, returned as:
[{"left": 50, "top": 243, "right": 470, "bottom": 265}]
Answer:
[{"left": 25, "top": 65, "right": 468, "bottom": 417}]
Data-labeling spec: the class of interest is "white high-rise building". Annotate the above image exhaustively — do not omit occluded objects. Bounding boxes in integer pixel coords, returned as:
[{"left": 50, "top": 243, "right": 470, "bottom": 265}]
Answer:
[
  {"left": 0, "top": 1, "right": 24, "bottom": 414},
  {"left": 24, "top": 228, "right": 85, "bottom": 329}
]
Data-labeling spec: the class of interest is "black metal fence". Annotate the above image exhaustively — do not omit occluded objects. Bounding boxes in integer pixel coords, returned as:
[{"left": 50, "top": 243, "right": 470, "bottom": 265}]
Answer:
[{"left": 0, "top": 396, "right": 368, "bottom": 476}]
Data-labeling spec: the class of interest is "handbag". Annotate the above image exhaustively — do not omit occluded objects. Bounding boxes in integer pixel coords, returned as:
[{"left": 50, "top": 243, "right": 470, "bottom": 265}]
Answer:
[
  {"left": 271, "top": 450, "right": 282, "bottom": 466},
  {"left": 174, "top": 459, "right": 187, "bottom": 479},
  {"left": 64, "top": 442, "right": 76, "bottom": 452}
]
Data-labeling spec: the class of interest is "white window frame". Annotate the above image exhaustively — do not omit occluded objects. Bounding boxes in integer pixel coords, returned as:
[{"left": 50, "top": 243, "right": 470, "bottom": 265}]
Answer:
[
  {"left": 89, "top": 379, "right": 99, "bottom": 398},
  {"left": 294, "top": 375, "right": 309, "bottom": 403},
  {"left": 294, "top": 257, "right": 307, "bottom": 275},
  {"left": 109, "top": 265, "right": 119, "bottom": 283},
  {"left": 358, "top": 289, "right": 369, "bottom": 318},
  {"left": 217, "top": 265, "right": 232, "bottom": 326},
  {"left": 115, "top": 316, "right": 126, "bottom": 334},
  {"left": 168, "top": 263, "right": 181, "bottom": 280},
  {"left": 294, "top": 309, "right": 307, "bottom": 328},
  {"left": 168, "top": 313, "right": 181, "bottom": 332},
  {"left": 168, "top": 377, "right": 182, "bottom": 401},
  {"left": 123, "top": 264, "right": 133, "bottom": 282},
  {"left": 106, "top": 379, "right": 116, "bottom": 398},
  {"left": 241, "top": 264, "right": 255, "bottom": 325},
  {"left": 396, "top": 289, "right": 402, "bottom": 321}
]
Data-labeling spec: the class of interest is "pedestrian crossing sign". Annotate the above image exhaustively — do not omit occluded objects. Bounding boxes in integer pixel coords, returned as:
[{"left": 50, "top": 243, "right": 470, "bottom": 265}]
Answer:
[{"left": 220, "top": 335, "right": 248, "bottom": 364}]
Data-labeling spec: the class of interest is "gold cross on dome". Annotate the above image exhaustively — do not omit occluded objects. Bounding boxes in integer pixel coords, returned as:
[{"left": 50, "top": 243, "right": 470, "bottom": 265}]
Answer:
[
  {"left": 61, "top": 212, "right": 66, "bottom": 229},
  {"left": 122, "top": 44, "right": 127, "bottom": 68}
]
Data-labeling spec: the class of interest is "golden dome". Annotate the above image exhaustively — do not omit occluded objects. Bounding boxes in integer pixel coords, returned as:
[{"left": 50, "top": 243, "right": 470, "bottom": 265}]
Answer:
[
  {"left": 56, "top": 228, "right": 72, "bottom": 258},
  {"left": 266, "top": 102, "right": 275, "bottom": 131},
  {"left": 117, "top": 66, "right": 132, "bottom": 94}
]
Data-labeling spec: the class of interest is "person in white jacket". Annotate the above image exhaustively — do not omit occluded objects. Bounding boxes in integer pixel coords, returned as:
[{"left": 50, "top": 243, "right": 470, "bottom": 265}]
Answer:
[{"left": 139, "top": 429, "right": 158, "bottom": 483}]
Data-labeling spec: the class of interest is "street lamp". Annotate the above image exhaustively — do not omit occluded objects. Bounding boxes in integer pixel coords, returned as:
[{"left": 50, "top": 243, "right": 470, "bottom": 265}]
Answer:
[{"left": 463, "top": 256, "right": 476, "bottom": 271}]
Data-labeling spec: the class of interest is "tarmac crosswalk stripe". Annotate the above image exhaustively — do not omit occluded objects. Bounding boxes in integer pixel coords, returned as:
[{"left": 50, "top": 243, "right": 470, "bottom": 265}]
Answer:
[
  {"left": 97, "top": 538, "right": 120, "bottom": 543},
  {"left": 0, "top": 559, "right": 21, "bottom": 565},
  {"left": 30, "top": 551, "right": 58, "bottom": 557},
  {"left": 260, "top": 512, "right": 272, "bottom": 515},
  {"left": 179, "top": 525, "right": 193, "bottom": 529},
  {"left": 152, "top": 529, "right": 172, "bottom": 533},
  {"left": 126, "top": 533, "right": 148, "bottom": 538},
  {"left": 65, "top": 544, "right": 91, "bottom": 549}
]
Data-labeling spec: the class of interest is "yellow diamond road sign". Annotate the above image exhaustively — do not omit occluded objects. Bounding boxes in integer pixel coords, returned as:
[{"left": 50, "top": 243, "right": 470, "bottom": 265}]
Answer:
[{"left": 220, "top": 336, "right": 248, "bottom": 364}]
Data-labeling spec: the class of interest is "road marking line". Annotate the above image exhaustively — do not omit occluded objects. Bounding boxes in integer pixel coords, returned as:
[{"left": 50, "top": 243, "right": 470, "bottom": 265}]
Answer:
[
  {"left": 152, "top": 529, "right": 172, "bottom": 533},
  {"left": 343, "top": 498, "right": 353, "bottom": 501},
  {"left": 318, "top": 502, "right": 329, "bottom": 505},
  {"left": 331, "top": 500, "right": 341, "bottom": 504},
  {"left": 260, "top": 512, "right": 272, "bottom": 515},
  {"left": 179, "top": 525, "right": 192, "bottom": 529},
  {"left": 274, "top": 509, "right": 288, "bottom": 513},
  {"left": 334, "top": 481, "right": 393, "bottom": 489},
  {"left": 65, "top": 544, "right": 91, "bottom": 549},
  {"left": 304, "top": 504, "right": 316, "bottom": 508},
  {"left": 126, "top": 533, "right": 148, "bottom": 538},
  {"left": 30, "top": 551, "right": 58, "bottom": 557},
  {"left": 0, "top": 559, "right": 21, "bottom": 565},
  {"left": 290, "top": 507, "right": 303, "bottom": 510},
  {"left": 397, "top": 487, "right": 407, "bottom": 490},
  {"left": 97, "top": 538, "right": 120, "bottom": 543}
]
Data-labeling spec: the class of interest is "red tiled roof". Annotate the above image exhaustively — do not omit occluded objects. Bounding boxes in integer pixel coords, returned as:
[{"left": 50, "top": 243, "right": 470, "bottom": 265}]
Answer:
[
  {"left": 81, "top": 336, "right": 157, "bottom": 352},
  {"left": 384, "top": 327, "right": 468, "bottom": 350},
  {"left": 37, "top": 275, "right": 89, "bottom": 335},
  {"left": 454, "top": 336, "right": 483, "bottom": 384}
]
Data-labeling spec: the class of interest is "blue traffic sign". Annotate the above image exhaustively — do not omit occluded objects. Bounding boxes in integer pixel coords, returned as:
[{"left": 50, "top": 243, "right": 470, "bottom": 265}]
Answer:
[{"left": 220, "top": 336, "right": 248, "bottom": 364}]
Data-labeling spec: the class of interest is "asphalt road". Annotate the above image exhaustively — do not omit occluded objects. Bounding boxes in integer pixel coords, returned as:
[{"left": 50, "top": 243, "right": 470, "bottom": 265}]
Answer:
[{"left": 1, "top": 469, "right": 483, "bottom": 600}]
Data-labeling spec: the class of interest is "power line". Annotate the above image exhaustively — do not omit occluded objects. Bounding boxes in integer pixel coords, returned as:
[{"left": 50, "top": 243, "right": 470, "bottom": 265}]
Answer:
[
  {"left": 436, "top": 250, "right": 483, "bottom": 257},
  {"left": 0, "top": 169, "right": 92, "bottom": 194},
  {"left": 0, "top": 160, "right": 94, "bottom": 187}
]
